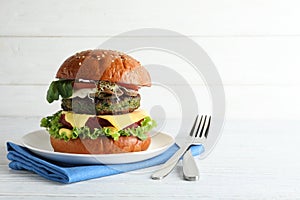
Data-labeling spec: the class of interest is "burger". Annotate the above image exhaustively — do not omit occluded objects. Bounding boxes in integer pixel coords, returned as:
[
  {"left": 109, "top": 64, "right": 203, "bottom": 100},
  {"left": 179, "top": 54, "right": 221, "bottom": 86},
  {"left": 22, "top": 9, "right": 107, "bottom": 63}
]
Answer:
[{"left": 40, "top": 49, "right": 156, "bottom": 154}]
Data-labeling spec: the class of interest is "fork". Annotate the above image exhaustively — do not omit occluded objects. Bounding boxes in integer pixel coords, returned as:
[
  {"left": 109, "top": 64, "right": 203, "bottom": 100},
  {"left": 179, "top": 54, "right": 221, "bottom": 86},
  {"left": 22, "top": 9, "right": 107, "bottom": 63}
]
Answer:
[
  {"left": 151, "top": 115, "right": 211, "bottom": 180},
  {"left": 182, "top": 116, "right": 211, "bottom": 181}
]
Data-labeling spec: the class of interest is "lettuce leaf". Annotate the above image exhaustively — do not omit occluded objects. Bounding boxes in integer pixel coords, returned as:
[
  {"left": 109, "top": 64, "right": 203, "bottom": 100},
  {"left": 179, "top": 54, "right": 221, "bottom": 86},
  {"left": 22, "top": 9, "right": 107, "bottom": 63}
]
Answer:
[
  {"left": 40, "top": 111, "right": 63, "bottom": 136},
  {"left": 40, "top": 111, "right": 157, "bottom": 141}
]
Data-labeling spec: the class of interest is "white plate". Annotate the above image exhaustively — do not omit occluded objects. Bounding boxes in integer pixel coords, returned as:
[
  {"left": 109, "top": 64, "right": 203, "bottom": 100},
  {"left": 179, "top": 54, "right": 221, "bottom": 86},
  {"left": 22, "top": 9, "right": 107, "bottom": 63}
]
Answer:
[{"left": 22, "top": 130, "right": 174, "bottom": 165}]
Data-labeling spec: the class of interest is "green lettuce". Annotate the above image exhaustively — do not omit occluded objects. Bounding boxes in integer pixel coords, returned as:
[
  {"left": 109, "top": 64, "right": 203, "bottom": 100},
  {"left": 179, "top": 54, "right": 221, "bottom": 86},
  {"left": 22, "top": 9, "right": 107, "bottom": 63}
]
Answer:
[
  {"left": 40, "top": 111, "right": 63, "bottom": 136},
  {"left": 40, "top": 111, "right": 157, "bottom": 141}
]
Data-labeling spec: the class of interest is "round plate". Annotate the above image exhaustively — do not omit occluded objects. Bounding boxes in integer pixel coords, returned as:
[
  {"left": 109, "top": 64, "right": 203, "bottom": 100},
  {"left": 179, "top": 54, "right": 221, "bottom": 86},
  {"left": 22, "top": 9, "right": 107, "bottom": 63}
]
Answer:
[{"left": 21, "top": 130, "right": 174, "bottom": 165}]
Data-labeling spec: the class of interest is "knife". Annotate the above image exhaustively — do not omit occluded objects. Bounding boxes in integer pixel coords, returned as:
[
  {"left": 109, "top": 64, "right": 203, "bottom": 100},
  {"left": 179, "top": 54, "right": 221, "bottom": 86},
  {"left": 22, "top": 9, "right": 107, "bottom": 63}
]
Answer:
[{"left": 182, "top": 148, "right": 199, "bottom": 181}]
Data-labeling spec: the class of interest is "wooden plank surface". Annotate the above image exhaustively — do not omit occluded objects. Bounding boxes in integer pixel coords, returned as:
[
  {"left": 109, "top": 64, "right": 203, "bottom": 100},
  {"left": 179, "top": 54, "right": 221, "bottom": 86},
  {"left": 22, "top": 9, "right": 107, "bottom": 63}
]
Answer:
[
  {"left": 0, "top": 85, "right": 298, "bottom": 120},
  {"left": 1, "top": 0, "right": 300, "bottom": 36},
  {"left": 1, "top": 37, "right": 300, "bottom": 85},
  {"left": 1, "top": 119, "right": 300, "bottom": 199}
]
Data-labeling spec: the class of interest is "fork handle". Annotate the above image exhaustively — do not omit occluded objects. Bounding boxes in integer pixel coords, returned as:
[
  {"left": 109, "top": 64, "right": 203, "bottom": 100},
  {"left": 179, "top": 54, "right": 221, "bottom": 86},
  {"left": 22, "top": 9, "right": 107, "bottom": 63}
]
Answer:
[
  {"left": 151, "top": 159, "right": 178, "bottom": 180},
  {"left": 151, "top": 144, "right": 190, "bottom": 180}
]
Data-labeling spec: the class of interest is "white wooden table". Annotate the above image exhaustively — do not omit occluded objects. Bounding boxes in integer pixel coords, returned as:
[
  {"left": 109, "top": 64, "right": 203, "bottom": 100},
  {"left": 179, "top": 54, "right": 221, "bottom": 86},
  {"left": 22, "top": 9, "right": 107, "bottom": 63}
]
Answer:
[{"left": 1, "top": 117, "right": 300, "bottom": 199}]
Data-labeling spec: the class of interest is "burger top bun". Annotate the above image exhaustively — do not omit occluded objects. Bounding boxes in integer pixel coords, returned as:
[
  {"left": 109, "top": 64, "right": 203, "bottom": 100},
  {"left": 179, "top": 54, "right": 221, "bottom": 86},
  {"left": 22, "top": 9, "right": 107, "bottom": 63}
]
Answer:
[{"left": 56, "top": 49, "right": 151, "bottom": 87}]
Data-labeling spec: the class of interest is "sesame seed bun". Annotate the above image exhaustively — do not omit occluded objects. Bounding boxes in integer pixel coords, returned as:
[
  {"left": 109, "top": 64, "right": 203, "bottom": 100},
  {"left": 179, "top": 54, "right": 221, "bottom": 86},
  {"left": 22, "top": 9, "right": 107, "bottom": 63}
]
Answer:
[{"left": 56, "top": 49, "right": 151, "bottom": 87}]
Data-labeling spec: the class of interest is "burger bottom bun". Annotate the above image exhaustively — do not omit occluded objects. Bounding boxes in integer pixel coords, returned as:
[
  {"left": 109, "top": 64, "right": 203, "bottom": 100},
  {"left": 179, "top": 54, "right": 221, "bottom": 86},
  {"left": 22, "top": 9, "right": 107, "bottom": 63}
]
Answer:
[{"left": 50, "top": 135, "right": 151, "bottom": 154}]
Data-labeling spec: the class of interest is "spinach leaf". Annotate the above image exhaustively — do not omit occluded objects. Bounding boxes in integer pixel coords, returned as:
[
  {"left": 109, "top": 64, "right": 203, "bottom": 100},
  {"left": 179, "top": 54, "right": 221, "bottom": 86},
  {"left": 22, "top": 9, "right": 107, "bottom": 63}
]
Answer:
[
  {"left": 46, "top": 81, "right": 59, "bottom": 103},
  {"left": 46, "top": 80, "right": 74, "bottom": 103}
]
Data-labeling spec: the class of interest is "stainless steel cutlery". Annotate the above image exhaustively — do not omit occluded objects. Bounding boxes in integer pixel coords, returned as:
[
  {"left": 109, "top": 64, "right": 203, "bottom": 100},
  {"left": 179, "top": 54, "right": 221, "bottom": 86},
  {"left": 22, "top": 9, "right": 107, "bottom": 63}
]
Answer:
[{"left": 151, "top": 115, "right": 211, "bottom": 180}]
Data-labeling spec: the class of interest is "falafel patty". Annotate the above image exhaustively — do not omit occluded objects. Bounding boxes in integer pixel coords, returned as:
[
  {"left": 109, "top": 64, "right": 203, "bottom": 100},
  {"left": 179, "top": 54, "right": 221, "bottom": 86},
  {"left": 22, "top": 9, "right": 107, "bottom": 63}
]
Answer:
[{"left": 61, "top": 94, "right": 141, "bottom": 115}]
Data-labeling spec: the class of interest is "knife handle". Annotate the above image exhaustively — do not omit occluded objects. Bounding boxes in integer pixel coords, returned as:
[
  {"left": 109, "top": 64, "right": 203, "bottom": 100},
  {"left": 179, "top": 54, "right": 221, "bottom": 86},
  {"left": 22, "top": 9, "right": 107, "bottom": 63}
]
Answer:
[{"left": 183, "top": 149, "right": 199, "bottom": 181}]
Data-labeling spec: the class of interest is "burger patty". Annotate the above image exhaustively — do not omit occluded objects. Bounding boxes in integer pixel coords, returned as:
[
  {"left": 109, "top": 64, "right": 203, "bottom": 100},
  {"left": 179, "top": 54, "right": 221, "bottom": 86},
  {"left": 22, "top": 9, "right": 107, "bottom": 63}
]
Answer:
[{"left": 61, "top": 94, "right": 141, "bottom": 115}]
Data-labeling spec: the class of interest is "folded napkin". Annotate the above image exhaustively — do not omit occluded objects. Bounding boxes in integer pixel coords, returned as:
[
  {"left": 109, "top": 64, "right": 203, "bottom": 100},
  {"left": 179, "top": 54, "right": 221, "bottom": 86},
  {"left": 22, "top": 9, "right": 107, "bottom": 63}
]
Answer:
[{"left": 7, "top": 142, "right": 203, "bottom": 184}]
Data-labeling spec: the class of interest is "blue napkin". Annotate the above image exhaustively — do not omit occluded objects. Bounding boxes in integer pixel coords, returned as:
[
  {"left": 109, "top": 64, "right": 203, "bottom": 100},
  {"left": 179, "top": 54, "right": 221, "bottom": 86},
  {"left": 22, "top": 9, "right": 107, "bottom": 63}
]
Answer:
[{"left": 6, "top": 142, "right": 203, "bottom": 184}]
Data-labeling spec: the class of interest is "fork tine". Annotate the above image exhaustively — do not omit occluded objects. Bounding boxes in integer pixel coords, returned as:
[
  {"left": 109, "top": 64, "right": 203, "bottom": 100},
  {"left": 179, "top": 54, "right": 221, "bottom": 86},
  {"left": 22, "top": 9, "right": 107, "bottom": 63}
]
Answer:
[
  {"left": 189, "top": 115, "right": 199, "bottom": 136},
  {"left": 204, "top": 116, "right": 211, "bottom": 138},
  {"left": 198, "top": 115, "right": 207, "bottom": 138},
  {"left": 194, "top": 115, "right": 203, "bottom": 137}
]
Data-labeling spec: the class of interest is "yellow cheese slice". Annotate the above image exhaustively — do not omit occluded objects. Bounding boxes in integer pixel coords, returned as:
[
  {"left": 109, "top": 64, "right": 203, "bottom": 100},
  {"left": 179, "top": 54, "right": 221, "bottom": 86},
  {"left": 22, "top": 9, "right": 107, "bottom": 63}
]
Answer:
[
  {"left": 99, "top": 110, "right": 148, "bottom": 130},
  {"left": 62, "top": 110, "right": 149, "bottom": 130},
  {"left": 62, "top": 111, "right": 92, "bottom": 128}
]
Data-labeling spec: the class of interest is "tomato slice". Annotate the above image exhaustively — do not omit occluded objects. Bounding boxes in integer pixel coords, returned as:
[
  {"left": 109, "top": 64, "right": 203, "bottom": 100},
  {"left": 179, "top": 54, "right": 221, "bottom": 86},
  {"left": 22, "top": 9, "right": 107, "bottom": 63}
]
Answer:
[
  {"left": 117, "top": 83, "right": 140, "bottom": 91},
  {"left": 73, "top": 82, "right": 97, "bottom": 90},
  {"left": 72, "top": 81, "right": 140, "bottom": 91}
]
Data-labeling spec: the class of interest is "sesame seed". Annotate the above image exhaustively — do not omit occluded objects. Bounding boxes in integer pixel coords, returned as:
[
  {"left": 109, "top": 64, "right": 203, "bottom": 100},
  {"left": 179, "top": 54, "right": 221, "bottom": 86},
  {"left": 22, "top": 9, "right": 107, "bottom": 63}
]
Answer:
[
  {"left": 82, "top": 56, "right": 85, "bottom": 58},
  {"left": 79, "top": 62, "right": 82, "bottom": 66},
  {"left": 102, "top": 54, "right": 105, "bottom": 58},
  {"left": 97, "top": 58, "right": 101, "bottom": 60},
  {"left": 112, "top": 60, "right": 114, "bottom": 63}
]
